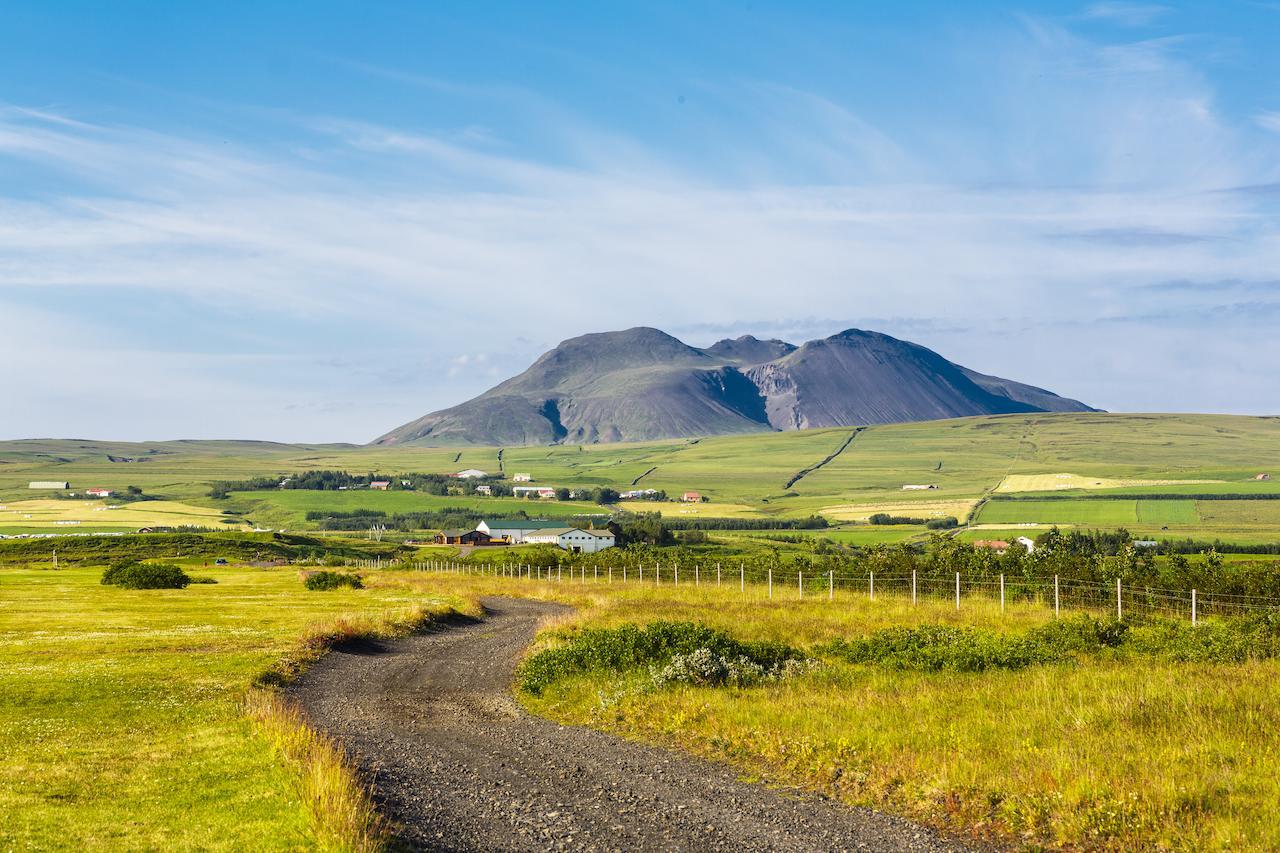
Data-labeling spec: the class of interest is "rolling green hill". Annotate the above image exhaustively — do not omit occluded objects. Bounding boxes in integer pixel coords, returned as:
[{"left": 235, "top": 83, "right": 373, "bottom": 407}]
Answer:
[{"left": 2, "top": 413, "right": 1278, "bottom": 543}]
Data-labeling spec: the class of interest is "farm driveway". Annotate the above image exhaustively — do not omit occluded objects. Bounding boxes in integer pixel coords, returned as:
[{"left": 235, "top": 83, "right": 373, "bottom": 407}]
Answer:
[{"left": 288, "top": 597, "right": 975, "bottom": 852}]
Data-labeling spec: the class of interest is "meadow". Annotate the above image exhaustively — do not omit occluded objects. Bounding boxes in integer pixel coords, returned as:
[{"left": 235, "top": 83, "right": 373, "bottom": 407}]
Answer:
[
  {"left": 380, "top": 570, "right": 1280, "bottom": 850},
  {"left": 0, "top": 563, "right": 472, "bottom": 850},
  {"left": 5, "top": 544, "right": 1280, "bottom": 850},
  {"left": 2, "top": 413, "right": 1279, "bottom": 546}
]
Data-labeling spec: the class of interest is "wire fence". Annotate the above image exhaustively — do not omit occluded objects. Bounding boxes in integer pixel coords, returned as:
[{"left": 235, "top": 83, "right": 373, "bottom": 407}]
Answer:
[{"left": 341, "top": 557, "right": 1280, "bottom": 625}]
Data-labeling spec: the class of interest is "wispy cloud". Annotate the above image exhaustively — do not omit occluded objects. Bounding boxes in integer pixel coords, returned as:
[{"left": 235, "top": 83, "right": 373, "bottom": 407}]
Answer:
[
  {"left": 1, "top": 14, "right": 1279, "bottom": 439},
  {"left": 1082, "top": 3, "right": 1171, "bottom": 27}
]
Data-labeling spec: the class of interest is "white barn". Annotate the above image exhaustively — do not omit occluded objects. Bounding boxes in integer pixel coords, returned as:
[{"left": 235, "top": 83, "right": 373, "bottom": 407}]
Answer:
[
  {"left": 477, "top": 519, "right": 568, "bottom": 543},
  {"left": 523, "top": 527, "right": 616, "bottom": 554},
  {"left": 455, "top": 469, "right": 488, "bottom": 479}
]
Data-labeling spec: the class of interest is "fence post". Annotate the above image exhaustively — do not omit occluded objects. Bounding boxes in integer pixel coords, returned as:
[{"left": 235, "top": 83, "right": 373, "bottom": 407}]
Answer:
[
  {"left": 768, "top": 568, "right": 773, "bottom": 599},
  {"left": 912, "top": 570, "right": 916, "bottom": 605},
  {"left": 1054, "top": 574, "right": 1060, "bottom": 618},
  {"left": 695, "top": 565, "right": 700, "bottom": 586},
  {"left": 740, "top": 563, "right": 745, "bottom": 593},
  {"left": 798, "top": 572, "right": 803, "bottom": 599},
  {"left": 1192, "top": 588, "right": 1197, "bottom": 625},
  {"left": 717, "top": 562, "right": 722, "bottom": 586},
  {"left": 870, "top": 571, "right": 875, "bottom": 601},
  {"left": 623, "top": 565, "right": 627, "bottom": 583},
  {"left": 955, "top": 572, "right": 960, "bottom": 610},
  {"left": 675, "top": 564, "right": 679, "bottom": 585},
  {"left": 639, "top": 563, "right": 643, "bottom": 583},
  {"left": 1000, "top": 573, "right": 1005, "bottom": 614},
  {"left": 829, "top": 570, "right": 834, "bottom": 601},
  {"left": 657, "top": 563, "right": 661, "bottom": 585},
  {"left": 1117, "top": 577, "right": 1122, "bottom": 620}
]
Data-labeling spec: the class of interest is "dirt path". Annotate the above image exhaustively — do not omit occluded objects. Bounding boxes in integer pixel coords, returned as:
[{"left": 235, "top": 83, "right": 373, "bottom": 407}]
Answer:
[{"left": 288, "top": 597, "right": 974, "bottom": 852}]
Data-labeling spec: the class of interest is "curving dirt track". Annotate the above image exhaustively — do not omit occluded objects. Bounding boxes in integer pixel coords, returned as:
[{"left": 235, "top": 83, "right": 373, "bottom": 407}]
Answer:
[{"left": 288, "top": 597, "right": 976, "bottom": 852}]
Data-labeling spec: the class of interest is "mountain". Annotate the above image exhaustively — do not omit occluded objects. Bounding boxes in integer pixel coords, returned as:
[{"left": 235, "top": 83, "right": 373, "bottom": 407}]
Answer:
[{"left": 374, "top": 327, "right": 1096, "bottom": 445}]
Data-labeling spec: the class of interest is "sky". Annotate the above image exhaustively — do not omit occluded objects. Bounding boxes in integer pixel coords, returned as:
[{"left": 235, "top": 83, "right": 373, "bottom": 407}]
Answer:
[{"left": 1, "top": 0, "right": 1278, "bottom": 442}]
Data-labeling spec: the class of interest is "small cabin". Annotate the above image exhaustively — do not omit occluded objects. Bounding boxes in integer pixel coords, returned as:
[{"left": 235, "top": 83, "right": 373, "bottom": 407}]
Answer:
[
  {"left": 434, "top": 529, "right": 492, "bottom": 546},
  {"left": 369, "top": 481, "right": 391, "bottom": 491},
  {"left": 681, "top": 491, "right": 702, "bottom": 503}
]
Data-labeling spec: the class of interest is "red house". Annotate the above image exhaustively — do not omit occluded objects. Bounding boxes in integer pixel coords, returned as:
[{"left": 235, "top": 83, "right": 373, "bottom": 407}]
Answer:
[{"left": 681, "top": 491, "right": 702, "bottom": 503}]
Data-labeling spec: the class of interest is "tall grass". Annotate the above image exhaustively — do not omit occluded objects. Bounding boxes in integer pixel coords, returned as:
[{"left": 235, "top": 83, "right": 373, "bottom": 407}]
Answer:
[{"left": 244, "top": 691, "right": 388, "bottom": 853}]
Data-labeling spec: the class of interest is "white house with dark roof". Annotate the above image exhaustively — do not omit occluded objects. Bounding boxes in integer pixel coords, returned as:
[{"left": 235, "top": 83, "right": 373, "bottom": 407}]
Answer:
[{"left": 523, "top": 526, "right": 616, "bottom": 554}]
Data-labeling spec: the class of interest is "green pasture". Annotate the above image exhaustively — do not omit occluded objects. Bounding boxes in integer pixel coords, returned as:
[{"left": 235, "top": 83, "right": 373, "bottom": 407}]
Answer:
[
  {"left": 0, "top": 563, "right": 464, "bottom": 850},
  {"left": 2, "top": 413, "right": 1279, "bottom": 540},
  {"left": 977, "top": 498, "right": 1201, "bottom": 527},
  {"left": 227, "top": 490, "right": 598, "bottom": 530}
]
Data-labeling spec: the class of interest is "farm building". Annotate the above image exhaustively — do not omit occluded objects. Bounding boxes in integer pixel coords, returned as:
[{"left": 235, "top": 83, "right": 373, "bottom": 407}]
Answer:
[
  {"left": 477, "top": 519, "right": 568, "bottom": 543},
  {"left": 455, "top": 469, "right": 488, "bottom": 479},
  {"left": 434, "top": 529, "right": 493, "bottom": 546},
  {"left": 513, "top": 486, "right": 556, "bottom": 499},
  {"left": 475, "top": 484, "right": 493, "bottom": 495},
  {"left": 902, "top": 484, "right": 938, "bottom": 491},
  {"left": 85, "top": 488, "right": 113, "bottom": 498},
  {"left": 369, "top": 481, "right": 391, "bottom": 491},
  {"left": 28, "top": 481, "right": 69, "bottom": 490},
  {"left": 620, "top": 488, "right": 658, "bottom": 499},
  {"left": 973, "top": 539, "right": 1011, "bottom": 552},
  {"left": 681, "top": 491, "right": 702, "bottom": 503},
  {"left": 523, "top": 527, "right": 615, "bottom": 554},
  {"left": 1015, "top": 536, "right": 1036, "bottom": 553},
  {"left": 1257, "top": 473, "right": 1272, "bottom": 481},
  {"left": 512, "top": 473, "right": 533, "bottom": 482}
]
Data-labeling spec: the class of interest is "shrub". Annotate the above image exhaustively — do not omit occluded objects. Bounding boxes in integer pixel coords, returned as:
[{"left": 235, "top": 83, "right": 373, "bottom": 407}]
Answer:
[
  {"left": 304, "top": 571, "right": 364, "bottom": 591},
  {"left": 518, "top": 621, "right": 800, "bottom": 695},
  {"left": 100, "top": 561, "right": 191, "bottom": 590},
  {"left": 820, "top": 616, "right": 1129, "bottom": 673},
  {"left": 926, "top": 516, "right": 959, "bottom": 530}
]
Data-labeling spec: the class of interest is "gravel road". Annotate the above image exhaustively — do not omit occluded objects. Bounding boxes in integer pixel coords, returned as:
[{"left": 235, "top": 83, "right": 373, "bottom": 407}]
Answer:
[{"left": 288, "top": 597, "right": 975, "bottom": 852}]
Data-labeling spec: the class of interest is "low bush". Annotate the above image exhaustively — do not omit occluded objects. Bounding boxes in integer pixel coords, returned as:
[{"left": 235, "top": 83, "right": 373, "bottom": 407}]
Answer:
[
  {"left": 822, "top": 613, "right": 1280, "bottom": 673},
  {"left": 926, "top": 516, "right": 959, "bottom": 530},
  {"left": 820, "top": 616, "right": 1129, "bottom": 672},
  {"left": 518, "top": 621, "right": 800, "bottom": 695},
  {"left": 303, "top": 571, "right": 363, "bottom": 591},
  {"left": 100, "top": 561, "right": 191, "bottom": 590}
]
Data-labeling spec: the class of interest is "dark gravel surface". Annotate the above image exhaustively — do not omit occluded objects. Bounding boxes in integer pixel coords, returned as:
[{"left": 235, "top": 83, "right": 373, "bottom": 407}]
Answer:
[{"left": 288, "top": 596, "right": 977, "bottom": 852}]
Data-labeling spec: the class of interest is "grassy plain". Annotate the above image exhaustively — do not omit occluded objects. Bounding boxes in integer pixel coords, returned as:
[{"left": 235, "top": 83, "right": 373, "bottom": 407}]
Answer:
[
  {"left": 0, "top": 498, "right": 241, "bottom": 535},
  {"left": 0, "top": 564, "right": 471, "bottom": 850},
  {"left": 2, "top": 413, "right": 1279, "bottom": 543},
  {"left": 378, "top": 571, "right": 1280, "bottom": 850}
]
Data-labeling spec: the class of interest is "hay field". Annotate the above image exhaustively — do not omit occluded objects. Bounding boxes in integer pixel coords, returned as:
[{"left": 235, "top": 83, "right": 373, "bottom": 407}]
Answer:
[
  {"left": 818, "top": 498, "right": 978, "bottom": 523},
  {"left": 996, "top": 472, "right": 1223, "bottom": 492},
  {"left": 0, "top": 499, "right": 243, "bottom": 533}
]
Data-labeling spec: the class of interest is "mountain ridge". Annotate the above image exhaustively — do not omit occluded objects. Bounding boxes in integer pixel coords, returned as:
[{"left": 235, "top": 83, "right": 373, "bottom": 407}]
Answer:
[{"left": 374, "top": 327, "right": 1097, "bottom": 445}]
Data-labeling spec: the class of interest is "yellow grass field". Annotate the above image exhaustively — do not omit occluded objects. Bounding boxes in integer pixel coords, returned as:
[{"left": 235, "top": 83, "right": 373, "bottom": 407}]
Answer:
[
  {"left": 818, "top": 498, "right": 979, "bottom": 523},
  {"left": 0, "top": 499, "right": 244, "bottom": 532},
  {"left": 615, "top": 500, "right": 763, "bottom": 518},
  {"left": 996, "top": 472, "right": 1222, "bottom": 492}
]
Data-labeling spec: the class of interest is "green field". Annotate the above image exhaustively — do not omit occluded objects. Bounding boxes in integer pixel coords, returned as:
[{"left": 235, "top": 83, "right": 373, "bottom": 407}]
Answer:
[
  {"left": 976, "top": 498, "right": 1202, "bottom": 527},
  {"left": 2, "top": 413, "right": 1279, "bottom": 545},
  {"left": 0, "top": 563, "right": 469, "bottom": 850}
]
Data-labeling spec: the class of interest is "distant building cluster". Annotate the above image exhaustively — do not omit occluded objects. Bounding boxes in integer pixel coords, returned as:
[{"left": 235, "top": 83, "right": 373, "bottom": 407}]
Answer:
[{"left": 434, "top": 518, "right": 616, "bottom": 553}]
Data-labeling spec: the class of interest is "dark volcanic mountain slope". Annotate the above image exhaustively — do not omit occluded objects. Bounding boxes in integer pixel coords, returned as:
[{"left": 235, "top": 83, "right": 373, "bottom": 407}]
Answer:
[
  {"left": 744, "top": 330, "right": 1046, "bottom": 430},
  {"left": 375, "top": 328, "right": 772, "bottom": 445},
  {"left": 374, "top": 326, "right": 1097, "bottom": 445},
  {"left": 701, "top": 335, "right": 797, "bottom": 366},
  {"left": 956, "top": 367, "right": 1096, "bottom": 414}
]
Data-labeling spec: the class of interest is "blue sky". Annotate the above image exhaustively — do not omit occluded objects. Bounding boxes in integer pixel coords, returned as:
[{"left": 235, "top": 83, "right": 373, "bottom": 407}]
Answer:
[{"left": 2, "top": 1, "right": 1278, "bottom": 441}]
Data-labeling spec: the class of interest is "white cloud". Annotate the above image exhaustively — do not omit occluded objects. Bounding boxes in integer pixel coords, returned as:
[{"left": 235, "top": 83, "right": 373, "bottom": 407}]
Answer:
[
  {"left": 1083, "top": 3, "right": 1171, "bottom": 27},
  {"left": 1, "top": 16, "right": 1278, "bottom": 441}
]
